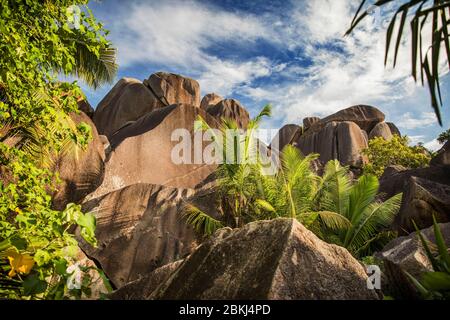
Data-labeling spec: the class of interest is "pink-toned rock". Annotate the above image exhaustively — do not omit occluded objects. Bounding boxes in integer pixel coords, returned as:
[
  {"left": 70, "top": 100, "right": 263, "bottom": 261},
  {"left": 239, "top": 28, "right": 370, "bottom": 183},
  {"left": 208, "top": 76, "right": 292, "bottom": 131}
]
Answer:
[{"left": 89, "top": 103, "right": 219, "bottom": 199}]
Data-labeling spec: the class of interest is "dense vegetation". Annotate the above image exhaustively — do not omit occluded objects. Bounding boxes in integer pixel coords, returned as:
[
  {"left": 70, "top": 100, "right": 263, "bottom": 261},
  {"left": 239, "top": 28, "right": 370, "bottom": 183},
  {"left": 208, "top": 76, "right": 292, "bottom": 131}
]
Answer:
[
  {"left": 185, "top": 107, "right": 402, "bottom": 259},
  {"left": 437, "top": 128, "right": 450, "bottom": 144},
  {"left": 362, "top": 135, "right": 431, "bottom": 177},
  {"left": 0, "top": 0, "right": 116, "bottom": 299}
]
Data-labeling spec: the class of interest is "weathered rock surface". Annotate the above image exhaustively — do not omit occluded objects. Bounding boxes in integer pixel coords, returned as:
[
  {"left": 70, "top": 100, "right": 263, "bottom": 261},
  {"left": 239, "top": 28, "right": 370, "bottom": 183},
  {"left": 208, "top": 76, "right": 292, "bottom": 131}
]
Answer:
[
  {"left": 77, "top": 99, "right": 94, "bottom": 118},
  {"left": 89, "top": 103, "right": 219, "bottom": 199},
  {"left": 336, "top": 121, "right": 368, "bottom": 167},
  {"left": 93, "top": 78, "right": 159, "bottom": 138},
  {"left": 79, "top": 182, "right": 218, "bottom": 288},
  {"left": 318, "top": 105, "right": 385, "bottom": 132},
  {"left": 52, "top": 111, "right": 106, "bottom": 210},
  {"left": 430, "top": 140, "right": 450, "bottom": 167},
  {"left": 200, "top": 93, "right": 222, "bottom": 111},
  {"left": 109, "top": 260, "right": 184, "bottom": 300},
  {"left": 93, "top": 73, "right": 201, "bottom": 138},
  {"left": 369, "top": 122, "right": 393, "bottom": 141},
  {"left": 142, "top": 218, "right": 378, "bottom": 300},
  {"left": 378, "top": 166, "right": 450, "bottom": 201},
  {"left": 296, "top": 121, "right": 368, "bottom": 167},
  {"left": 303, "top": 117, "right": 320, "bottom": 130},
  {"left": 143, "top": 72, "right": 200, "bottom": 109},
  {"left": 378, "top": 223, "right": 450, "bottom": 299},
  {"left": 270, "top": 124, "right": 302, "bottom": 152},
  {"left": 392, "top": 176, "right": 450, "bottom": 235},
  {"left": 206, "top": 98, "right": 250, "bottom": 129},
  {"left": 386, "top": 122, "right": 401, "bottom": 136}
]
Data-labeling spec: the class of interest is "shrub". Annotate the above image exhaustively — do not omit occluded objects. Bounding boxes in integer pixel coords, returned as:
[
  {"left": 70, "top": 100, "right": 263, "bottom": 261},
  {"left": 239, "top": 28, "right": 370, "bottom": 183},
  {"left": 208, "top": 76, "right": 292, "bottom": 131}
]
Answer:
[{"left": 362, "top": 135, "right": 431, "bottom": 177}]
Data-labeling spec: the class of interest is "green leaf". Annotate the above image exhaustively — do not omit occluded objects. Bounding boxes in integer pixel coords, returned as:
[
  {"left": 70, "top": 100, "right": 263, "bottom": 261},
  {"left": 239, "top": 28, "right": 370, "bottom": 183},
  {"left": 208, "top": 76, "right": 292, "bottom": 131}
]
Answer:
[
  {"left": 77, "top": 213, "right": 97, "bottom": 247},
  {"left": 421, "top": 272, "right": 450, "bottom": 291},
  {"left": 54, "top": 258, "right": 68, "bottom": 276},
  {"left": 34, "top": 249, "right": 51, "bottom": 266},
  {"left": 10, "top": 236, "right": 27, "bottom": 251},
  {"left": 255, "top": 199, "right": 276, "bottom": 212},
  {"left": 23, "top": 273, "right": 47, "bottom": 296}
]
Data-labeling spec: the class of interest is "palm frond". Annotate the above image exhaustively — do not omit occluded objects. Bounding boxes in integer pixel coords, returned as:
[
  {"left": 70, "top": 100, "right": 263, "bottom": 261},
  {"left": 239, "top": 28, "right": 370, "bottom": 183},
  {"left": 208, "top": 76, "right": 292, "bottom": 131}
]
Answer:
[
  {"left": 314, "top": 210, "right": 352, "bottom": 232},
  {"left": 318, "top": 160, "right": 351, "bottom": 216},
  {"left": 72, "top": 43, "right": 118, "bottom": 89},
  {"left": 346, "top": 0, "right": 450, "bottom": 126},
  {"left": 346, "top": 193, "right": 402, "bottom": 252},
  {"left": 182, "top": 204, "right": 223, "bottom": 236},
  {"left": 347, "top": 174, "right": 379, "bottom": 223}
]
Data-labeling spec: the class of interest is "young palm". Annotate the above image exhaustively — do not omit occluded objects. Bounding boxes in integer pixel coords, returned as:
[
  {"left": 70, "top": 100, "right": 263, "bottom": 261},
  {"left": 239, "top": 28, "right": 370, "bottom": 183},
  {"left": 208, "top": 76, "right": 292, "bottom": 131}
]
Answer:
[
  {"left": 315, "top": 161, "right": 402, "bottom": 257},
  {"left": 183, "top": 105, "right": 272, "bottom": 234}
]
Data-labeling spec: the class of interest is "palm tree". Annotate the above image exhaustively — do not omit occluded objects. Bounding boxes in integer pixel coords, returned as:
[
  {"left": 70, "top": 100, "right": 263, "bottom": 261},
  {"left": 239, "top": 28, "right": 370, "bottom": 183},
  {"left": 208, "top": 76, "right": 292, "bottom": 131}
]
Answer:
[
  {"left": 257, "top": 146, "right": 401, "bottom": 257},
  {"left": 183, "top": 104, "right": 272, "bottom": 234},
  {"left": 346, "top": 0, "right": 450, "bottom": 126}
]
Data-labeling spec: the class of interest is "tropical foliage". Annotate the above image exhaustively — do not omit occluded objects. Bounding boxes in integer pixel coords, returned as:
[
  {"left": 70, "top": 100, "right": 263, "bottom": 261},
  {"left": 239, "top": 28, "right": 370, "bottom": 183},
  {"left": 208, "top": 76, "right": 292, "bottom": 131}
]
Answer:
[
  {"left": 185, "top": 108, "right": 402, "bottom": 258},
  {"left": 406, "top": 216, "right": 450, "bottom": 300},
  {"left": 362, "top": 135, "right": 431, "bottom": 177},
  {"left": 347, "top": 0, "right": 450, "bottom": 126},
  {"left": 437, "top": 128, "right": 450, "bottom": 143},
  {"left": 0, "top": 0, "right": 117, "bottom": 299}
]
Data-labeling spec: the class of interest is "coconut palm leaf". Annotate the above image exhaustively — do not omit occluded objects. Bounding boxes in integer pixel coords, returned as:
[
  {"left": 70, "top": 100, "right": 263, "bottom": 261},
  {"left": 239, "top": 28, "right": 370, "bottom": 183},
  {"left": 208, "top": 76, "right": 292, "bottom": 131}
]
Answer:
[
  {"left": 182, "top": 204, "right": 223, "bottom": 236},
  {"left": 347, "top": 0, "right": 450, "bottom": 126},
  {"left": 311, "top": 210, "right": 352, "bottom": 232},
  {"left": 317, "top": 160, "right": 352, "bottom": 216},
  {"left": 345, "top": 193, "right": 402, "bottom": 252},
  {"left": 347, "top": 174, "right": 379, "bottom": 223},
  {"left": 70, "top": 42, "right": 118, "bottom": 89}
]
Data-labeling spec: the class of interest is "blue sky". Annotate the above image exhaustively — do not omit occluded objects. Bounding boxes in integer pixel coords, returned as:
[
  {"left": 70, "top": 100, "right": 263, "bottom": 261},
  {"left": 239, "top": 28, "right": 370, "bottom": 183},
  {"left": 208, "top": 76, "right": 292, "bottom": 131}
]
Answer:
[{"left": 81, "top": 0, "right": 450, "bottom": 150}]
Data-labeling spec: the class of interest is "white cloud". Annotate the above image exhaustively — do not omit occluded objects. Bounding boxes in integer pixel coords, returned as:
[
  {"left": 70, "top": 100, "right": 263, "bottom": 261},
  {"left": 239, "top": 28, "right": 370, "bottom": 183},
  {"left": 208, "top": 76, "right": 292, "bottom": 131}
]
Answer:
[
  {"left": 92, "top": 0, "right": 448, "bottom": 137},
  {"left": 396, "top": 112, "right": 437, "bottom": 130},
  {"left": 106, "top": 0, "right": 279, "bottom": 96},
  {"left": 424, "top": 139, "right": 442, "bottom": 151}
]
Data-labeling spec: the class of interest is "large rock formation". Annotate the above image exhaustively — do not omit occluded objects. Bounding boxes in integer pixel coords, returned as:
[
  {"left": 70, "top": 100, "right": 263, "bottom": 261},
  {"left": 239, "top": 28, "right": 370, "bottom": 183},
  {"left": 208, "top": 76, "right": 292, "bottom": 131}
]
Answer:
[
  {"left": 430, "top": 140, "right": 450, "bottom": 166},
  {"left": 270, "top": 124, "right": 302, "bottom": 152},
  {"left": 79, "top": 182, "right": 218, "bottom": 288},
  {"left": 119, "top": 219, "right": 378, "bottom": 300},
  {"left": 296, "top": 121, "right": 368, "bottom": 167},
  {"left": 89, "top": 103, "right": 219, "bottom": 199},
  {"left": 200, "top": 93, "right": 222, "bottom": 111},
  {"left": 143, "top": 72, "right": 200, "bottom": 108},
  {"left": 206, "top": 98, "right": 250, "bottom": 129},
  {"left": 303, "top": 117, "right": 320, "bottom": 131},
  {"left": 368, "top": 122, "right": 393, "bottom": 141},
  {"left": 317, "top": 105, "right": 385, "bottom": 133},
  {"left": 93, "top": 73, "right": 201, "bottom": 138},
  {"left": 109, "top": 260, "right": 184, "bottom": 300},
  {"left": 392, "top": 176, "right": 450, "bottom": 235},
  {"left": 52, "top": 111, "right": 106, "bottom": 210},
  {"left": 378, "top": 223, "right": 450, "bottom": 299},
  {"left": 93, "top": 78, "right": 159, "bottom": 138}
]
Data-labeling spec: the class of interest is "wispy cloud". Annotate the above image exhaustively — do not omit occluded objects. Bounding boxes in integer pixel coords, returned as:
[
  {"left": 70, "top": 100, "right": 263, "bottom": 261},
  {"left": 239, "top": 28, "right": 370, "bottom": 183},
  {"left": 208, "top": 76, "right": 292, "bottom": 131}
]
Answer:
[
  {"left": 105, "top": 0, "right": 279, "bottom": 95},
  {"left": 396, "top": 112, "right": 437, "bottom": 130},
  {"left": 87, "top": 0, "right": 448, "bottom": 144}
]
